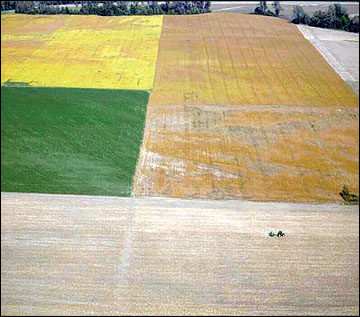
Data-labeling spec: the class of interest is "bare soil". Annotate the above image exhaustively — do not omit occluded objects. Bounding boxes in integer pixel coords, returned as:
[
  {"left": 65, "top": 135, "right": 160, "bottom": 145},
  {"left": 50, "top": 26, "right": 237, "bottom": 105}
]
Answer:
[{"left": 1, "top": 192, "right": 359, "bottom": 316}]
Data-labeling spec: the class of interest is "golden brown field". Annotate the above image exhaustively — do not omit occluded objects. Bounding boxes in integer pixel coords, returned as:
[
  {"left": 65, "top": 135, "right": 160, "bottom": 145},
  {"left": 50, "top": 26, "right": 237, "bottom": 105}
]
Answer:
[
  {"left": 133, "top": 104, "right": 359, "bottom": 202},
  {"left": 149, "top": 14, "right": 358, "bottom": 108},
  {"left": 133, "top": 14, "right": 359, "bottom": 202},
  {"left": 1, "top": 14, "right": 162, "bottom": 90}
]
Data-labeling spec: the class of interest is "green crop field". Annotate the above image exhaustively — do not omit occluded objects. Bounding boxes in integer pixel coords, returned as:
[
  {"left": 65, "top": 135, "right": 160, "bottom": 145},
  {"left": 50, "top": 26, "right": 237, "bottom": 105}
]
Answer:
[{"left": 1, "top": 87, "right": 149, "bottom": 196}]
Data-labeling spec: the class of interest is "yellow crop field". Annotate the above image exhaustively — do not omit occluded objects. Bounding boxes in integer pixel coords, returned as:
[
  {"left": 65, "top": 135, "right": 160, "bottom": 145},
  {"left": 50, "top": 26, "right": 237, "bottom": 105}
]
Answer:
[
  {"left": 1, "top": 14, "right": 163, "bottom": 90},
  {"left": 150, "top": 14, "right": 358, "bottom": 108}
]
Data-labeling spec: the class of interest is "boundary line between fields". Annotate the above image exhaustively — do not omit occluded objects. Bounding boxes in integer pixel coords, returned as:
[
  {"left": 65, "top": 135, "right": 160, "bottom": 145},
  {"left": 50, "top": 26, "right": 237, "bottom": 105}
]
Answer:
[
  {"left": 1, "top": 85, "right": 152, "bottom": 93},
  {"left": 2, "top": 191, "right": 357, "bottom": 208}
]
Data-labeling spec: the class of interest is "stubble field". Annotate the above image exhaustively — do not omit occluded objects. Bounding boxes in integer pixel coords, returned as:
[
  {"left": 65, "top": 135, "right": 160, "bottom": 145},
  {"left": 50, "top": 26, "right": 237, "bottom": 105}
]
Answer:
[
  {"left": 134, "top": 13, "right": 359, "bottom": 202},
  {"left": 149, "top": 14, "right": 357, "bottom": 107},
  {"left": 134, "top": 104, "right": 359, "bottom": 202}
]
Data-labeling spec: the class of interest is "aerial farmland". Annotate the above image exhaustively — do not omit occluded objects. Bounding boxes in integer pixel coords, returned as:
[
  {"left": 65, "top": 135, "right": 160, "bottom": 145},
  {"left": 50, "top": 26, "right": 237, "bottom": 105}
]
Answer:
[
  {"left": 1, "top": 1, "right": 359, "bottom": 316},
  {"left": 135, "top": 13, "right": 358, "bottom": 202},
  {"left": 2, "top": 14, "right": 163, "bottom": 89}
]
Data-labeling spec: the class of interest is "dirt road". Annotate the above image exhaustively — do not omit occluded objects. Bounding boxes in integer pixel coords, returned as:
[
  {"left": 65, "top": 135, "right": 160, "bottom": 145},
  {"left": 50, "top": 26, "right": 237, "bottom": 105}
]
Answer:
[
  {"left": 2, "top": 192, "right": 358, "bottom": 315},
  {"left": 297, "top": 25, "right": 359, "bottom": 95}
]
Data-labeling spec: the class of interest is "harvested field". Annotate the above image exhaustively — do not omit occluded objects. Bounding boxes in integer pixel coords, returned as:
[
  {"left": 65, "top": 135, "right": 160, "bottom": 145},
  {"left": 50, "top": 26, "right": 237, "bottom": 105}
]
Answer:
[
  {"left": 133, "top": 104, "right": 359, "bottom": 202},
  {"left": 149, "top": 14, "right": 358, "bottom": 107},
  {"left": 1, "top": 14, "right": 162, "bottom": 90},
  {"left": 1, "top": 193, "right": 359, "bottom": 316},
  {"left": 1, "top": 87, "right": 149, "bottom": 196},
  {"left": 134, "top": 13, "right": 359, "bottom": 202}
]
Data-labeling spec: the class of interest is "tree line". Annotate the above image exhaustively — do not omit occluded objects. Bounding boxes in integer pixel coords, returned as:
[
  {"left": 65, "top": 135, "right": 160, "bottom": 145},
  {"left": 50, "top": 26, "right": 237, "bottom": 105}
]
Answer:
[
  {"left": 291, "top": 3, "right": 358, "bottom": 33},
  {"left": 4, "top": 1, "right": 211, "bottom": 16},
  {"left": 254, "top": 1, "right": 358, "bottom": 33}
]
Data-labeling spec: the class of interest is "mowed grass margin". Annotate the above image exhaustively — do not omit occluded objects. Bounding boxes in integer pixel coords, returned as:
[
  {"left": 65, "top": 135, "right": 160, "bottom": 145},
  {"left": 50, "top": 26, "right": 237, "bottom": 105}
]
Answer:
[{"left": 1, "top": 87, "right": 149, "bottom": 196}]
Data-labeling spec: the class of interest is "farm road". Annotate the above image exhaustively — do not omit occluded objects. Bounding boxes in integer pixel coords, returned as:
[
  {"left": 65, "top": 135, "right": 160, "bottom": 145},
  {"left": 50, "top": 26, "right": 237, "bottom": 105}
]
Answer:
[
  {"left": 297, "top": 25, "right": 359, "bottom": 95},
  {"left": 1, "top": 192, "right": 359, "bottom": 315}
]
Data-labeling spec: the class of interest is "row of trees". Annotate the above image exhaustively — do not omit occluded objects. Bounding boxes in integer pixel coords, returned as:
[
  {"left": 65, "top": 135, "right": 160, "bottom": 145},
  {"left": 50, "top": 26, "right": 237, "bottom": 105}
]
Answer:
[
  {"left": 292, "top": 3, "right": 359, "bottom": 33},
  {"left": 12, "top": 1, "right": 211, "bottom": 16}
]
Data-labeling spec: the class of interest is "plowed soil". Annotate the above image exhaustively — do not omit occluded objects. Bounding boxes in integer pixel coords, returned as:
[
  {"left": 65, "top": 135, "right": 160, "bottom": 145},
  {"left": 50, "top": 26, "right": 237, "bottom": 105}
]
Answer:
[{"left": 1, "top": 193, "right": 359, "bottom": 316}]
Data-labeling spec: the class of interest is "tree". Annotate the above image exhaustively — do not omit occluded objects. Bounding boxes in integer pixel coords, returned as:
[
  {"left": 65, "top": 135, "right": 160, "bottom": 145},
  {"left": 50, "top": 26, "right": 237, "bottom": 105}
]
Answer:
[
  {"left": 204, "top": 1, "right": 211, "bottom": 12},
  {"left": 340, "top": 185, "right": 359, "bottom": 204},
  {"left": 148, "top": 1, "right": 162, "bottom": 15},
  {"left": 161, "top": 1, "right": 170, "bottom": 13},
  {"left": 272, "top": 1, "right": 282, "bottom": 16},
  {"left": 255, "top": 1, "right": 267, "bottom": 14},
  {"left": 15, "top": 1, "right": 35, "bottom": 13},
  {"left": 349, "top": 15, "right": 359, "bottom": 33},
  {"left": 333, "top": 3, "right": 349, "bottom": 20},
  {"left": 254, "top": 1, "right": 276, "bottom": 16},
  {"left": 129, "top": 3, "right": 135, "bottom": 14},
  {"left": 291, "top": 5, "right": 310, "bottom": 24},
  {"left": 288, "top": 2, "right": 357, "bottom": 32},
  {"left": 259, "top": 1, "right": 267, "bottom": 13},
  {"left": 310, "top": 10, "right": 330, "bottom": 28},
  {"left": 326, "top": 3, "right": 350, "bottom": 30},
  {"left": 101, "top": 1, "right": 115, "bottom": 15}
]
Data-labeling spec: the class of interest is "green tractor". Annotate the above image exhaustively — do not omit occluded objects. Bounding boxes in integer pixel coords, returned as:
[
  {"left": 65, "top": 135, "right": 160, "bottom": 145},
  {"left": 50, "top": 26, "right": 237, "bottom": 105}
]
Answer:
[{"left": 269, "top": 230, "right": 285, "bottom": 237}]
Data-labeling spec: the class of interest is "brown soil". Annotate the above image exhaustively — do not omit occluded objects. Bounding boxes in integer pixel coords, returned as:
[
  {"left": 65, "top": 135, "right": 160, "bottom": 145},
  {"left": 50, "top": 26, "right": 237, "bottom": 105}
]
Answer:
[{"left": 1, "top": 193, "right": 358, "bottom": 316}]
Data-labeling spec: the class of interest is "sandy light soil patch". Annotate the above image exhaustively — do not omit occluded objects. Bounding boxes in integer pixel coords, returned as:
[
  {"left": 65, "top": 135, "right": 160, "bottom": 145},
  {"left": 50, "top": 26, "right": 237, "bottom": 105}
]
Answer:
[{"left": 1, "top": 192, "right": 359, "bottom": 315}]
